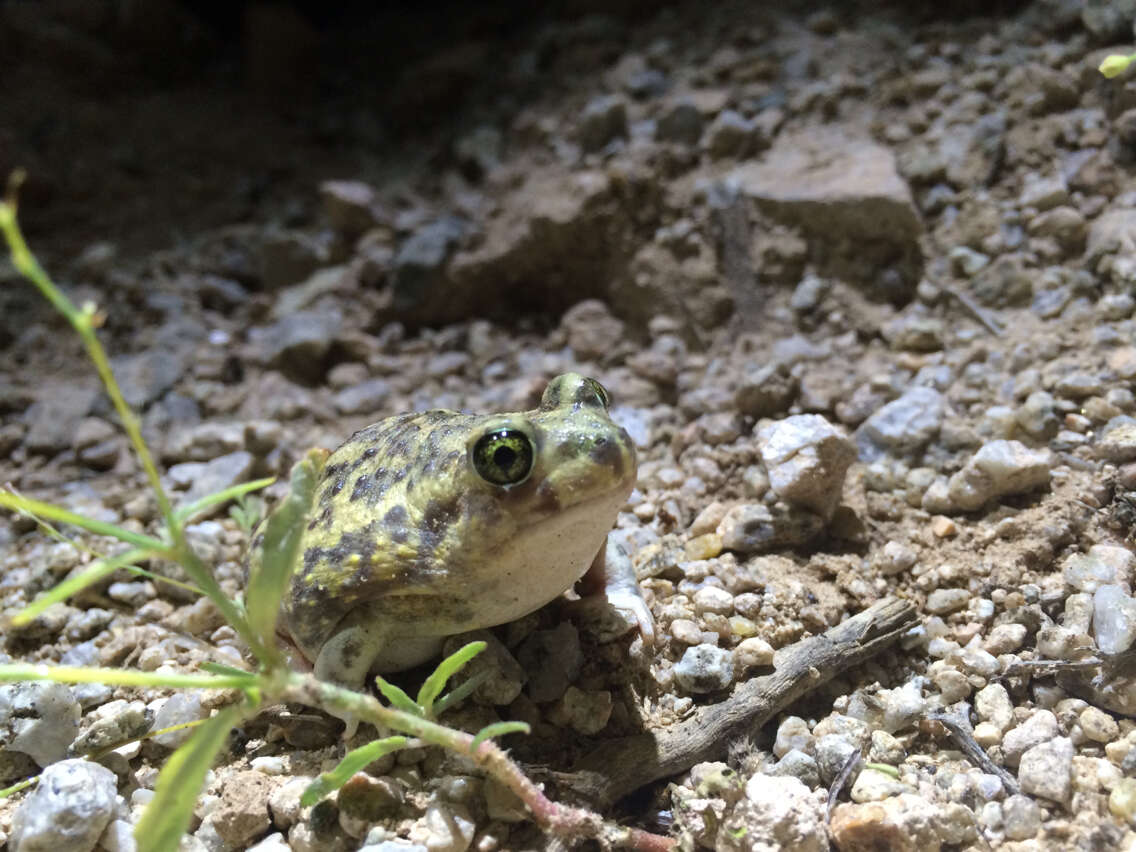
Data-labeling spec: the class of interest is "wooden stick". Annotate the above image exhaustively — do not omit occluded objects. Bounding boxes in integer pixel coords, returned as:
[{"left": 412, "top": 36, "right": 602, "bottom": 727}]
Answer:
[{"left": 558, "top": 597, "right": 920, "bottom": 807}]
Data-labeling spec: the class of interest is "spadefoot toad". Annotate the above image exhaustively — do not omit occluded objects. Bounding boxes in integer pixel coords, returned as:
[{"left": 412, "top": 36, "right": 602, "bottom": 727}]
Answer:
[{"left": 267, "top": 373, "right": 653, "bottom": 695}]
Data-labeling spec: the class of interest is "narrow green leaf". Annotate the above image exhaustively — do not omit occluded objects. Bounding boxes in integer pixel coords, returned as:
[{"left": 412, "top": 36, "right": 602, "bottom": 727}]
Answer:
[
  {"left": 0, "top": 663, "right": 258, "bottom": 690},
  {"left": 175, "top": 477, "right": 275, "bottom": 523},
  {"left": 0, "top": 491, "right": 168, "bottom": 552},
  {"left": 416, "top": 641, "right": 486, "bottom": 716},
  {"left": 135, "top": 706, "right": 240, "bottom": 852},
  {"left": 10, "top": 546, "right": 159, "bottom": 626},
  {"left": 374, "top": 676, "right": 421, "bottom": 716},
  {"left": 432, "top": 669, "right": 490, "bottom": 717},
  {"left": 469, "top": 720, "right": 530, "bottom": 752},
  {"left": 301, "top": 736, "right": 408, "bottom": 807},
  {"left": 245, "top": 450, "right": 327, "bottom": 650}
]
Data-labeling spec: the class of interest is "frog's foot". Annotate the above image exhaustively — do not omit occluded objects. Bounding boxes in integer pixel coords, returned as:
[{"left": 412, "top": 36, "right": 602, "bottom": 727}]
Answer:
[
  {"left": 574, "top": 536, "right": 655, "bottom": 646},
  {"left": 313, "top": 620, "right": 391, "bottom": 740}
]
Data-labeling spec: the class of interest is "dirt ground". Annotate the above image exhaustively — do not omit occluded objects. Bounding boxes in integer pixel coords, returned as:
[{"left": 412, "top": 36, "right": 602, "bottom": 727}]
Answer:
[{"left": 4, "top": 0, "right": 1136, "bottom": 849}]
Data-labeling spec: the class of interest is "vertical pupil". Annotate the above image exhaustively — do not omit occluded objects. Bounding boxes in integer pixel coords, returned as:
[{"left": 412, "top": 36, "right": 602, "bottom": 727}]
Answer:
[{"left": 494, "top": 444, "right": 516, "bottom": 469}]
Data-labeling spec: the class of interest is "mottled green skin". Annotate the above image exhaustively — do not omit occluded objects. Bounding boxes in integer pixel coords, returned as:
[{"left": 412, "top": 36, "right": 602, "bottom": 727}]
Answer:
[{"left": 277, "top": 373, "right": 637, "bottom": 675}]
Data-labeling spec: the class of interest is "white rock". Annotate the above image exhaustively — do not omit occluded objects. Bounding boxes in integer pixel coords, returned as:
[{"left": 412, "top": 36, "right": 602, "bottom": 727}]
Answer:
[
  {"left": 10, "top": 759, "right": 119, "bottom": 852},
  {"left": 417, "top": 801, "right": 475, "bottom": 852},
  {"left": 947, "top": 440, "right": 1051, "bottom": 511},
  {"left": 674, "top": 644, "right": 734, "bottom": 693},
  {"left": 773, "top": 716, "right": 814, "bottom": 758},
  {"left": 1018, "top": 737, "right": 1074, "bottom": 804},
  {"left": 741, "top": 773, "right": 827, "bottom": 852},
  {"left": 1003, "top": 710, "right": 1060, "bottom": 766},
  {"left": 1002, "top": 793, "right": 1042, "bottom": 841},
  {"left": 0, "top": 682, "right": 81, "bottom": 766},
  {"left": 855, "top": 386, "right": 945, "bottom": 460},
  {"left": 850, "top": 767, "right": 915, "bottom": 802},
  {"left": 975, "top": 683, "right": 1014, "bottom": 732},
  {"left": 1095, "top": 585, "right": 1136, "bottom": 655},
  {"left": 756, "top": 414, "right": 857, "bottom": 519}
]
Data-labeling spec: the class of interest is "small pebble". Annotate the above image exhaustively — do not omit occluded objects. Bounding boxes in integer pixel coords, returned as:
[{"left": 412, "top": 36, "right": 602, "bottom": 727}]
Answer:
[
  {"left": 1017, "top": 736, "right": 1073, "bottom": 804},
  {"left": 734, "top": 637, "right": 774, "bottom": 671},
  {"left": 674, "top": 644, "right": 734, "bottom": 693},
  {"left": 773, "top": 716, "right": 814, "bottom": 758},
  {"left": 1080, "top": 706, "right": 1120, "bottom": 743},
  {"left": 1094, "top": 584, "right": 1136, "bottom": 655},
  {"left": 926, "top": 588, "right": 970, "bottom": 615},
  {"left": 1003, "top": 793, "right": 1042, "bottom": 840}
]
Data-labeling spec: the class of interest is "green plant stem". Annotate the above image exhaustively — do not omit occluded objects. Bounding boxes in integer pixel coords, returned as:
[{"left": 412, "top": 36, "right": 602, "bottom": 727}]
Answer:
[
  {"left": 0, "top": 184, "right": 268, "bottom": 662},
  {"left": 280, "top": 673, "right": 675, "bottom": 851},
  {"left": 0, "top": 662, "right": 257, "bottom": 690},
  {"left": 0, "top": 187, "right": 174, "bottom": 530}
]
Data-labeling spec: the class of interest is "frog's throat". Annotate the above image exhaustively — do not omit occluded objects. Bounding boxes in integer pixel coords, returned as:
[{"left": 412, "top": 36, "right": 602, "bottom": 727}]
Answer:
[{"left": 465, "top": 483, "right": 633, "bottom": 630}]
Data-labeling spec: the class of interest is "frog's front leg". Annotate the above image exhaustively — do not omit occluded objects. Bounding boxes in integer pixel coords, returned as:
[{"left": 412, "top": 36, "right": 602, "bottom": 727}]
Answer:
[
  {"left": 313, "top": 615, "right": 392, "bottom": 739},
  {"left": 575, "top": 536, "right": 655, "bottom": 645}
]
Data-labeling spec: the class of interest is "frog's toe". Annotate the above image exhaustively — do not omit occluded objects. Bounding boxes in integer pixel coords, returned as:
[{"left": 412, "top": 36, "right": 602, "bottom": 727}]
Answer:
[{"left": 604, "top": 587, "right": 656, "bottom": 646}]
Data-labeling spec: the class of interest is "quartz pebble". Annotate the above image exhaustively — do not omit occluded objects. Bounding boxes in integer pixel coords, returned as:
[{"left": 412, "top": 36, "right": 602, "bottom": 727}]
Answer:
[
  {"left": 1002, "top": 793, "right": 1042, "bottom": 840},
  {"left": 1094, "top": 584, "right": 1136, "bottom": 655},
  {"left": 925, "top": 588, "right": 970, "bottom": 615},
  {"left": 855, "top": 386, "right": 945, "bottom": 460},
  {"left": 975, "top": 683, "right": 1014, "bottom": 732},
  {"left": 740, "top": 774, "right": 827, "bottom": 852},
  {"left": 773, "top": 716, "right": 815, "bottom": 758},
  {"left": 10, "top": 759, "right": 119, "bottom": 852},
  {"left": 1017, "top": 736, "right": 1074, "bottom": 804},
  {"left": 1003, "top": 710, "right": 1060, "bottom": 766},
  {"left": 947, "top": 440, "right": 1051, "bottom": 511},
  {"left": 0, "top": 682, "right": 81, "bottom": 766},
  {"left": 756, "top": 414, "right": 856, "bottom": 519}
]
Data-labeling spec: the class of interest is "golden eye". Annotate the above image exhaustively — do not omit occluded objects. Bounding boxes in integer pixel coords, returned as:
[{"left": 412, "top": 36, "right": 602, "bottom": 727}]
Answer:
[
  {"left": 585, "top": 378, "right": 611, "bottom": 408},
  {"left": 472, "top": 428, "right": 535, "bottom": 486}
]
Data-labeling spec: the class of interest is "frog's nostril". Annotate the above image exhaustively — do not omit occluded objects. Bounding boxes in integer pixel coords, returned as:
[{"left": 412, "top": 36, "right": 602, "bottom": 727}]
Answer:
[{"left": 587, "top": 435, "right": 624, "bottom": 478}]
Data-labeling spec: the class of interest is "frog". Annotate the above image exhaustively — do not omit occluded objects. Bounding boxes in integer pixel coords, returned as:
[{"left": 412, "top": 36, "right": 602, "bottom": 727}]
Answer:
[{"left": 263, "top": 372, "right": 654, "bottom": 702}]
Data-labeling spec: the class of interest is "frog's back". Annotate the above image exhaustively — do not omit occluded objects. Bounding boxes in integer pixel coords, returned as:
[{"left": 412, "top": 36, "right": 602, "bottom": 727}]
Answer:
[{"left": 284, "top": 409, "right": 506, "bottom": 657}]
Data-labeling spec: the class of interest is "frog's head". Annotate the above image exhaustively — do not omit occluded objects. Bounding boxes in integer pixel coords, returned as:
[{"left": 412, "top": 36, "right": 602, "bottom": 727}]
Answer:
[
  {"left": 430, "top": 373, "right": 637, "bottom": 623},
  {"left": 465, "top": 372, "right": 637, "bottom": 519}
]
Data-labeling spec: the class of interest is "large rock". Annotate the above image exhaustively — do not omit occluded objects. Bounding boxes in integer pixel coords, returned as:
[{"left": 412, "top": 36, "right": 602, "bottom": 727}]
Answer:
[
  {"left": 730, "top": 127, "right": 923, "bottom": 294},
  {"left": 390, "top": 216, "right": 470, "bottom": 321},
  {"left": 1082, "top": 0, "right": 1136, "bottom": 40},
  {"left": 445, "top": 169, "right": 626, "bottom": 322}
]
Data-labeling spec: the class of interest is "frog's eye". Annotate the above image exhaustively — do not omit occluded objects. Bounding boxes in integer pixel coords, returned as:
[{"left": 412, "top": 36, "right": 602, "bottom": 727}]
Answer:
[
  {"left": 472, "top": 428, "right": 535, "bottom": 487},
  {"left": 584, "top": 378, "right": 611, "bottom": 409}
]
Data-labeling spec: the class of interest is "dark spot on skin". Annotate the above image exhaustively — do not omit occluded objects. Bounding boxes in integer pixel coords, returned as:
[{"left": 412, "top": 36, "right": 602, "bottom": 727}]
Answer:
[
  {"left": 350, "top": 474, "right": 374, "bottom": 502},
  {"left": 383, "top": 505, "right": 409, "bottom": 543},
  {"left": 307, "top": 506, "right": 333, "bottom": 531},
  {"left": 330, "top": 478, "right": 346, "bottom": 497},
  {"left": 422, "top": 494, "right": 461, "bottom": 533},
  {"left": 302, "top": 547, "right": 322, "bottom": 574},
  {"left": 323, "top": 461, "right": 349, "bottom": 480},
  {"left": 362, "top": 447, "right": 378, "bottom": 459}
]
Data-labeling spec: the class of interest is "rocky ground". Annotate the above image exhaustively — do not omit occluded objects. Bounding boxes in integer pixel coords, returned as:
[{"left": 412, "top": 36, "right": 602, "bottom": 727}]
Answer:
[{"left": 4, "top": 0, "right": 1136, "bottom": 849}]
